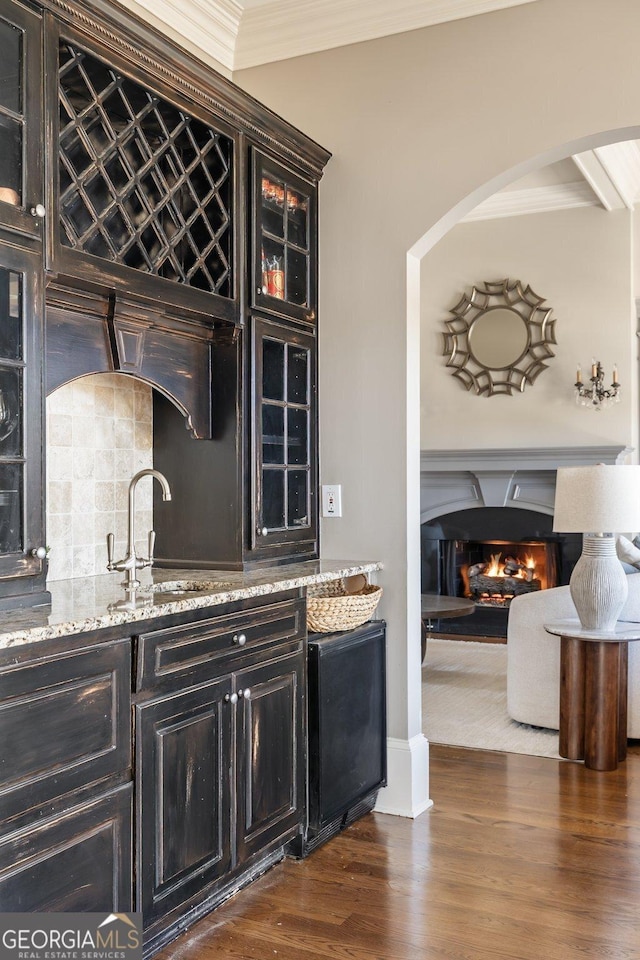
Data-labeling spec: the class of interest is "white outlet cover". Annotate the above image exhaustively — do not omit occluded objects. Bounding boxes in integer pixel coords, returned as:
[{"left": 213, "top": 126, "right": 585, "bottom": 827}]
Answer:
[{"left": 322, "top": 484, "right": 342, "bottom": 517}]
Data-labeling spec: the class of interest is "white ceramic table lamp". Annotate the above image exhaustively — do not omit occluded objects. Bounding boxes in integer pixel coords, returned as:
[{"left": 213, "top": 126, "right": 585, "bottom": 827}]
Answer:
[{"left": 553, "top": 464, "right": 640, "bottom": 630}]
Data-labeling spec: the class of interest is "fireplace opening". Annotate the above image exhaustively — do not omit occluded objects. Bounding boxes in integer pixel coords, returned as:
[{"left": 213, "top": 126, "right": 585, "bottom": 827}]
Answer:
[
  {"left": 455, "top": 538, "right": 558, "bottom": 608},
  {"left": 421, "top": 507, "right": 581, "bottom": 639}
]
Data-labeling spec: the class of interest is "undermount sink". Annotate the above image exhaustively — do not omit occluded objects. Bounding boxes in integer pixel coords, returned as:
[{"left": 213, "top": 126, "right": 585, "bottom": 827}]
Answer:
[{"left": 147, "top": 580, "right": 235, "bottom": 599}]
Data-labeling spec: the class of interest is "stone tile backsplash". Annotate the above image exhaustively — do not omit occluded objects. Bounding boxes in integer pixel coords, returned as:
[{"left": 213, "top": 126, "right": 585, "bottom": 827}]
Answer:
[{"left": 46, "top": 374, "right": 154, "bottom": 581}]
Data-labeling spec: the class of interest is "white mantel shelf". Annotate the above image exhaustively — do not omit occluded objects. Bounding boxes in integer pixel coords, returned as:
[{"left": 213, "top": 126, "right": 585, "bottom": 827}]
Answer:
[
  {"left": 420, "top": 446, "right": 633, "bottom": 522},
  {"left": 420, "top": 446, "right": 632, "bottom": 473}
]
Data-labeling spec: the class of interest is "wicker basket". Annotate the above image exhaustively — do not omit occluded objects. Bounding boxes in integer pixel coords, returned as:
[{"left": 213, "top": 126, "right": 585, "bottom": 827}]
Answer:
[{"left": 306, "top": 578, "right": 383, "bottom": 633}]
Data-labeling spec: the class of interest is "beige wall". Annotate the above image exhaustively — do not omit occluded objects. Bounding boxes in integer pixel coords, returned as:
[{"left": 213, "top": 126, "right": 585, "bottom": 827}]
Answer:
[
  {"left": 235, "top": 0, "right": 640, "bottom": 813},
  {"left": 421, "top": 206, "right": 637, "bottom": 452}
]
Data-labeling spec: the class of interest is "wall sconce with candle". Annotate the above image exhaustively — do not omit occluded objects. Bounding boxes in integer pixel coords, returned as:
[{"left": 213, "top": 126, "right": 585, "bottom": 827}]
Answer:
[{"left": 574, "top": 360, "right": 620, "bottom": 410}]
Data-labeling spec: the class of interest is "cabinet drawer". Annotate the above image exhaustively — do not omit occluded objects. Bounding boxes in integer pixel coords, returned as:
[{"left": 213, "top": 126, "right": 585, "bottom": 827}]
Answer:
[
  {"left": 0, "top": 783, "right": 132, "bottom": 912},
  {"left": 0, "top": 640, "right": 131, "bottom": 822},
  {"left": 135, "top": 598, "right": 305, "bottom": 692}
]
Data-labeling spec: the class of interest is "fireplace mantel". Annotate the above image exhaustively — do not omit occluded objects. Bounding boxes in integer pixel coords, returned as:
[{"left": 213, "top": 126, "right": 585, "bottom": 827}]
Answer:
[{"left": 420, "top": 446, "right": 633, "bottom": 522}]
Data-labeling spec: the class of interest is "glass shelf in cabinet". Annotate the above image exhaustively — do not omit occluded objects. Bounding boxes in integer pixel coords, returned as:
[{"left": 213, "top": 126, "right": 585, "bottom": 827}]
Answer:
[{"left": 261, "top": 229, "right": 309, "bottom": 255}]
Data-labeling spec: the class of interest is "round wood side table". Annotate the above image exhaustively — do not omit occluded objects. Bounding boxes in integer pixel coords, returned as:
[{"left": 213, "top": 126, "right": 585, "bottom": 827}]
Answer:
[
  {"left": 544, "top": 619, "right": 640, "bottom": 771},
  {"left": 421, "top": 594, "right": 475, "bottom": 661}
]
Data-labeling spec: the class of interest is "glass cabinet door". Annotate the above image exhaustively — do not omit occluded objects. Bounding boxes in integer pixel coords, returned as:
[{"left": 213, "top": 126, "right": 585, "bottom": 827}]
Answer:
[
  {"left": 0, "top": 0, "right": 43, "bottom": 238},
  {"left": 253, "top": 152, "right": 317, "bottom": 326},
  {"left": 0, "top": 244, "right": 46, "bottom": 594},
  {"left": 252, "top": 317, "right": 317, "bottom": 557},
  {"left": 0, "top": 269, "right": 23, "bottom": 556}
]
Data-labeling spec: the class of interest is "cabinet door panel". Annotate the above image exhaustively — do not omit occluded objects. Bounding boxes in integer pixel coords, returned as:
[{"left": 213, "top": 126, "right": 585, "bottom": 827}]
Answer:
[
  {"left": 136, "top": 678, "right": 233, "bottom": 927},
  {"left": 253, "top": 151, "right": 316, "bottom": 325},
  {"left": 262, "top": 404, "right": 285, "bottom": 464},
  {"left": 0, "top": 15, "right": 20, "bottom": 114},
  {"left": 235, "top": 652, "right": 304, "bottom": 862},
  {"left": 262, "top": 336, "right": 285, "bottom": 399},
  {"left": 0, "top": 784, "right": 132, "bottom": 912},
  {"left": 251, "top": 317, "right": 317, "bottom": 561},
  {"left": 0, "top": 640, "right": 130, "bottom": 821},
  {"left": 0, "top": 243, "right": 47, "bottom": 602},
  {"left": 287, "top": 470, "right": 309, "bottom": 526},
  {"left": 159, "top": 713, "right": 222, "bottom": 883},
  {"left": 0, "top": 461, "right": 22, "bottom": 553},
  {"left": 262, "top": 468, "right": 285, "bottom": 529},
  {"left": 0, "top": 0, "right": 42, "bottom": 238},
  {"left": 286, "top": 247, "right": 307, "bottom": 305}
]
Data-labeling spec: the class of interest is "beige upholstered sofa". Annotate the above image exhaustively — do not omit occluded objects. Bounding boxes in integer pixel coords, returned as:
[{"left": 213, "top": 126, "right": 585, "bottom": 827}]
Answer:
[{"left": 506, "top": 573, "right": 640, "bottom": 737}]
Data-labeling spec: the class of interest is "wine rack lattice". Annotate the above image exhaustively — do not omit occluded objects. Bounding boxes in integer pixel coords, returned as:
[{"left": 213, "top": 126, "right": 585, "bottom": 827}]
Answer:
[{"left": 58, "top": 41, "right": 233, "bottom": 297}]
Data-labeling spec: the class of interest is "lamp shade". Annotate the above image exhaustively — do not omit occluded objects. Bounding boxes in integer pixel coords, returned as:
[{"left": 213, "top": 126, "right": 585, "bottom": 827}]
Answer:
[{"left": 553, "top": 464, "right": 640, "bottom": 533}]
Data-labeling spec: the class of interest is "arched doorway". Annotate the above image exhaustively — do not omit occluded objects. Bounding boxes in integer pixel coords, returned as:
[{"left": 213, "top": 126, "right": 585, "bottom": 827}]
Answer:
[{"left": 410, "top": 127, "right": 640, "bottom": 784}]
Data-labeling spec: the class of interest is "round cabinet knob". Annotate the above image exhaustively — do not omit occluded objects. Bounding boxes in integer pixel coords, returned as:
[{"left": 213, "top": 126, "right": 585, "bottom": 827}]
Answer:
[
  {"left": 258, "top": 527, "right": 268, "bottom": 537},
  {"left": 233, "top": 633, "right": 247, "bottom": 646},
  {"left": 30, "top": 204, "right": 45, "bottom": 219},
  {"left": 241, "top": 687, "right": 251, "bottom": 700},
  {"left": 31, "top": 546, "right": 47, "bottom": 559},
  {"left": 224, "top": 692, "right": 238, "bottom": 705},
  {"left": 260, "top": 285, "right": 267, "bottom": 295}
]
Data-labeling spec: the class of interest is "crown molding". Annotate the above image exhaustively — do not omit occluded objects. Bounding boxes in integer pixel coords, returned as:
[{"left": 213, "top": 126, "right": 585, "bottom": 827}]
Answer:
[
  {"left": 115, "top": 0, "right": 242, "bottom": 72},
  {"left": 460, "top": 181, "right": 598, "bottom": 222},
  {"left": 114, "top": 0, "right": 543, "bottom": 73},
  {"left": 234, "top": 0, "right": 542, "bottom": 70}
]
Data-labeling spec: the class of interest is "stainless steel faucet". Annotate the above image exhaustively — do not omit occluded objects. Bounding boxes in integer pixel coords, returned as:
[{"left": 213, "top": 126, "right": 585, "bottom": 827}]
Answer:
[{"left": 107, "top": 469, "right": 172, "bottom": 599}]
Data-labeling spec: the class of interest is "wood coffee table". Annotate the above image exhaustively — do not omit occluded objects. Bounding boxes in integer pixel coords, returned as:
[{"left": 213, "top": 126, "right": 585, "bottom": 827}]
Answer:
[
  {"left": 421, "top": 594, "right": 475, "bottom": 661},
  {"left": 544, "top": 619, "right": 640, "bottom": 771}
]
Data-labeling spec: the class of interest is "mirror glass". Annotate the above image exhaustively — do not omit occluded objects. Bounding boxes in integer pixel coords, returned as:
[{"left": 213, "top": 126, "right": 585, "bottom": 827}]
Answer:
[{"left": 469, "top": 308, "right": 528, "bottom": 369}]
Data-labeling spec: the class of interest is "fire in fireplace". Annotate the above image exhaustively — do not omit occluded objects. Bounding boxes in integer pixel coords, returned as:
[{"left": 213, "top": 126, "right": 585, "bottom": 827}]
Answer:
[{"left": 459, "top": 539, "right": 557, "bottom": 608}]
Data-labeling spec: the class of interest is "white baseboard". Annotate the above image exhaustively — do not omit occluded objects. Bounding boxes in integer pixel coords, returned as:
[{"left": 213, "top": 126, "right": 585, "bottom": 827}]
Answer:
[{"left": 374, "top": 734, "right": 433, "bottom": 817}]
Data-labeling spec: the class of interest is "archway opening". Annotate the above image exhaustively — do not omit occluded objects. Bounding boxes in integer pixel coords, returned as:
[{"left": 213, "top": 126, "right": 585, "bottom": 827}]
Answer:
[{"left": 409, "top": 126, "right": 640, "bottom": 738}]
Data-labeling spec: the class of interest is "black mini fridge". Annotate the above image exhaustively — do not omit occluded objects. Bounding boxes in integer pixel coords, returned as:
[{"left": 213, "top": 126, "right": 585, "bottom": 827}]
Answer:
[{"left": 303, "top": 620, "right": 386, "bottom": 854}]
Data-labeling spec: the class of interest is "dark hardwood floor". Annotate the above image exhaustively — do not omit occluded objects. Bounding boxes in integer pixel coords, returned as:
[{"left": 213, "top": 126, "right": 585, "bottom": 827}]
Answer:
[{"left": 157, "top": 743, "right": 640, "bottom": 960}]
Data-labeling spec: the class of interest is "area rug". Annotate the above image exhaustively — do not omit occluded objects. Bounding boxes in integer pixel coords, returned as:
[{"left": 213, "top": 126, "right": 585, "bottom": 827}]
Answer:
[{"left": 422, "top": 637, "right": 561, "bottom": 759}]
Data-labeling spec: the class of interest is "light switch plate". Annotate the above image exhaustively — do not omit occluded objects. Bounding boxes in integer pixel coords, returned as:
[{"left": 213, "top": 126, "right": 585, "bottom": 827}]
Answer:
[{"left": 322, "top": 484, "right": 342, "bottom": 517}]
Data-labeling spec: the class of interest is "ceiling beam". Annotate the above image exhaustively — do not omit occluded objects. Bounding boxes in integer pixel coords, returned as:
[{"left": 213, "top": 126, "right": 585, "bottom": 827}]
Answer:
[
  {"left": 571, "top": 149, "right": 630, "bottom": 211},
  {"left": 461, "top": 182, "right": 598, "bottom": 222},
  {"left": 593, "top": 141, "right": 640, "bottom": 209}
]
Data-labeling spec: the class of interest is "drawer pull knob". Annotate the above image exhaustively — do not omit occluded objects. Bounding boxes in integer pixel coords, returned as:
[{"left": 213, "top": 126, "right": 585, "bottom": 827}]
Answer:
[
  {"left": 30, "top": 203, "right": 45, "bottom": 219},
  {"left": 239, "top": 687, "right": 251, "bottom": 700},
  {"left": 258, "top": 527, "right": 268, "bottom": 537},
  {"left": 233, "top": 633, "right": 247, "bottom": 646},
  {"left": 31, "top": 546, "right": 47, "bottom": 559},
  {"left": 224, "top": 692, "right": 238, "bottom": 705}
]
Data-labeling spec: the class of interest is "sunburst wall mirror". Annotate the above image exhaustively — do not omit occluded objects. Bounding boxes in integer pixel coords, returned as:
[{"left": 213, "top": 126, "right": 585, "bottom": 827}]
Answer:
[{"left": 442, "top": 279, "right": 557, "bottom": 396}]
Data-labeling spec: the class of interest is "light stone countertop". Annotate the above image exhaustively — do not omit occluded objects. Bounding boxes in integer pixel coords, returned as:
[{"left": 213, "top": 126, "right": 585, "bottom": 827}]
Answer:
[{"left": 0, "top": 559, "right": 383, "bottom": 650}]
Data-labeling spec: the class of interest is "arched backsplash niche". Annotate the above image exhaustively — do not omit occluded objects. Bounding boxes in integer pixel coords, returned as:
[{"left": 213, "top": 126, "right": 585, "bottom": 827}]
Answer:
[{"left": 46, "top": 373, "right": 154, "bottom": 581}]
